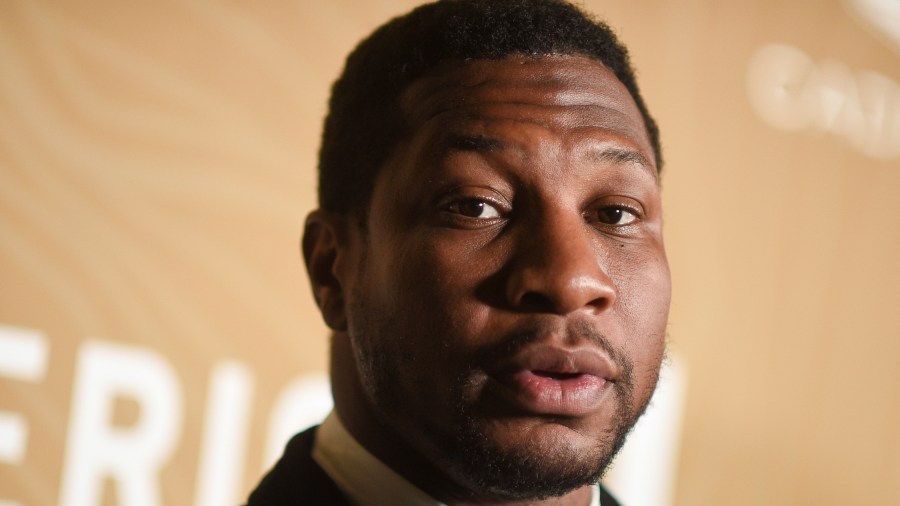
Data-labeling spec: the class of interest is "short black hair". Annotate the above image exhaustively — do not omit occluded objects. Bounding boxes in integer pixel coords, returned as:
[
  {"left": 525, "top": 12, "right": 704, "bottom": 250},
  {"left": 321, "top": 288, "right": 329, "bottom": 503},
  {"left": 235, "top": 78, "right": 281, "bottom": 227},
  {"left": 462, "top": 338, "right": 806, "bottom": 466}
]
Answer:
[{"left": 318, "top": 0, "right": 661, "bottom": 217}]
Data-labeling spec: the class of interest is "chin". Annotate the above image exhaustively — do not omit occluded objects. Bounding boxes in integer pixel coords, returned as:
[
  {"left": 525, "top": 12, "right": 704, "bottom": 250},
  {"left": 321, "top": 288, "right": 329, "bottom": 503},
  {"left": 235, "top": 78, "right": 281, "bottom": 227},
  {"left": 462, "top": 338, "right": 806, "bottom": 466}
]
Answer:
[{"left": 422, "top": 410, "right": 625, "bottom": 501}]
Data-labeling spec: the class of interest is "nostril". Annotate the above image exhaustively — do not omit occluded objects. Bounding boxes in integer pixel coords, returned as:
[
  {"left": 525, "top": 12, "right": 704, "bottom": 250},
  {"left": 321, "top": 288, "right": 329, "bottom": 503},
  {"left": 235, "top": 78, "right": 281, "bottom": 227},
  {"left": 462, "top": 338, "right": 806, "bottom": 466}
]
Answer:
[
  {"left": 513, "top": 288, "right": 613, "bottom": 315},
  {"left": 587, "top": 294, "right": 613, "bottom": 312},
  {"left": 516, "top": 292, "right": 555, "bottom": 312}
]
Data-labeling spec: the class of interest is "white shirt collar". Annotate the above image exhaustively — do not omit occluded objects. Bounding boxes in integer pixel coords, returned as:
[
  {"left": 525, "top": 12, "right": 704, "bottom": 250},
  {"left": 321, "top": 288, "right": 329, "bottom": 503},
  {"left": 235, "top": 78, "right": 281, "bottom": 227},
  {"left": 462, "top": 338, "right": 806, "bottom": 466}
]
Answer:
[{"left": 312, "top": 411, "right": 600, "bottom": 506}]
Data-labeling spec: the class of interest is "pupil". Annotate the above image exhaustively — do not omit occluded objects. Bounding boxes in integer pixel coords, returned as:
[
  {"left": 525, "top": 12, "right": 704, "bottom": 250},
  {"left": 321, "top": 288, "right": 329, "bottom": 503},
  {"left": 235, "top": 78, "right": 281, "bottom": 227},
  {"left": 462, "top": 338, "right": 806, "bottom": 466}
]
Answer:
[
  {"left": 459, "top": 200, "right": 484, "bottom": 217},
  {"left": 600, "top": 208, "right": 622, "bottom": 224}
]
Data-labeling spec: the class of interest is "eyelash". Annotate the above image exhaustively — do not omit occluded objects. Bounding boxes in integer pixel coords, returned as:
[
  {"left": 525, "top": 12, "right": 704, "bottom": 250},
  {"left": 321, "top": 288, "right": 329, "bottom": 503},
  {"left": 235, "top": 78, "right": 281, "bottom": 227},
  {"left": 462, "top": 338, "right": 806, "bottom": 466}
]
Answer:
[
  {"left": 439, "top": 194, "right": 644, "bottom": 231},
  {"left": 592, "top": 204, "right": 642, "bottom": 227},
  {"left": 444, "top": 198, "right": 503, "bottom": 219}
]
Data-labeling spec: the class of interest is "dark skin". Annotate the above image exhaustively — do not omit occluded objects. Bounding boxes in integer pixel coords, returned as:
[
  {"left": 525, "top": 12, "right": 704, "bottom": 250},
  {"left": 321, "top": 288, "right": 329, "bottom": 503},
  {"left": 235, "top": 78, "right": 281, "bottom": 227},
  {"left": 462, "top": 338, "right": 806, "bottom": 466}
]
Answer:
[{"left": 303, "top": 55, "right": 671, "bottom": 505}]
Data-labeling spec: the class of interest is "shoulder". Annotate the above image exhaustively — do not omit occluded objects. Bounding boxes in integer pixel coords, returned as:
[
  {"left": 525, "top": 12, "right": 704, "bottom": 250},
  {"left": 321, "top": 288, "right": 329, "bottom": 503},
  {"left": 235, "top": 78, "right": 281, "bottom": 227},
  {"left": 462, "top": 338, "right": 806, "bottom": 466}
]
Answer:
[{"left": 246, "top": 426, "right": 350, "bottom": 505}]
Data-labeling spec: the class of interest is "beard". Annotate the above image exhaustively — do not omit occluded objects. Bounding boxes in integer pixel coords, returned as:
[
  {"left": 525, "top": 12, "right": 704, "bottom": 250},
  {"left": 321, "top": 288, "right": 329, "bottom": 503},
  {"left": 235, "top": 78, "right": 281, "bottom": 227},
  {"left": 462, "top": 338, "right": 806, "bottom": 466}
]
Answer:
[
  {"left": 444, "top": 374, "right": 641, "bottom": 500},
  {"left": 347, "top": 277, "right": 659, "bottom": 501},
  {"left": 429, "top": 320, "right": 649, "bottom": 501}
]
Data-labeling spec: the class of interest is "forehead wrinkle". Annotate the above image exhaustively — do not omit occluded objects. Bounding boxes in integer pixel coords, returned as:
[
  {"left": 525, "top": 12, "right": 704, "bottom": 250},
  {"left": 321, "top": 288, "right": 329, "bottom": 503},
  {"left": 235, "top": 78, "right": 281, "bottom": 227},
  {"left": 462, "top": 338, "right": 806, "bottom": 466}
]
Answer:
[
  {"left": 437, "top": 111, "right": 656, "bottom": 177},
  {"left": 397, "top": 56, "right": 658, "bottom": 185},
  {"left": 407, "top": 98, "right": 633, "bottom": 134},
  {"left": 438, "top": 115, "right": 564, "bottom": 161},
  {"left": 445, "top": 133, "right": 506, "bottom": 153},
  {"left": 402, "top": 72, "right": 626, "bottom": 131}
]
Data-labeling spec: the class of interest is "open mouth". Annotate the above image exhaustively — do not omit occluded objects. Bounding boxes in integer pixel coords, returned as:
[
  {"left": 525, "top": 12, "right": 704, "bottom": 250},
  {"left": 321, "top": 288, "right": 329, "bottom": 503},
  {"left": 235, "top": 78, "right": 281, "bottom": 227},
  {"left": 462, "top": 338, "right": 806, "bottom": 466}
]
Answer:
[
  {"left": 489, "top": 369, "right": 609, "bottom": 416},
  {"left": 485, "top": 343, "right": 617, "bottom": 416},
  {"left": 532, "top": 370, "right": 583, "bottom": 380}
]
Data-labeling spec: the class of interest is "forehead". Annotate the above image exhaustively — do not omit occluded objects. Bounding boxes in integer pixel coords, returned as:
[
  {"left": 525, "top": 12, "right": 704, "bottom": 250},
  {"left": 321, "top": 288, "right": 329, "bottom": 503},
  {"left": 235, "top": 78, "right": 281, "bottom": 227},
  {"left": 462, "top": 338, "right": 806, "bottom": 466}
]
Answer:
[{"left": 397, "top": 54, "right": 654, "bottom": 168}]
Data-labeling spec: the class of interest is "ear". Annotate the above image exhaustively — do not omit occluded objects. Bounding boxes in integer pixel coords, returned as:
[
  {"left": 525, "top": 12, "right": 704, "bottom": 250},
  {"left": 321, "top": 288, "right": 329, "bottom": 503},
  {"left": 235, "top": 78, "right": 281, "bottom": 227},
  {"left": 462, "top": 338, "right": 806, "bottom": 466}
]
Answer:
[{"left": 302, "top": 209, "right": 355, "bottom": 331}]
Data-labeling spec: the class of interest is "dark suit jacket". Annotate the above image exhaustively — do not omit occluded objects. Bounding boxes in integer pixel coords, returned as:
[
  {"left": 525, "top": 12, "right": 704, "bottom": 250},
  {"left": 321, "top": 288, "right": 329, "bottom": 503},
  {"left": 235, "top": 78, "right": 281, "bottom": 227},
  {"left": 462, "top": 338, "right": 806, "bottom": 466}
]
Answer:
[{"left": 247, "top": 426, "right": 622, "bottom": 505}]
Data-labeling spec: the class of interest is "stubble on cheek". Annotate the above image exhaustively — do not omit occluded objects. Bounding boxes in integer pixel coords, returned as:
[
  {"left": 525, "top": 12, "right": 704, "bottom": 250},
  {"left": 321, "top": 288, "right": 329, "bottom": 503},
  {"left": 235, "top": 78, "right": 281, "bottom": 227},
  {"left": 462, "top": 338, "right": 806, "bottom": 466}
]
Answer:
[
  {"left": 344, "top": 240, "right": 667, "bottom": 500},
  {"left": 348, "top": 302, "right": 663, "bottom": 500}
]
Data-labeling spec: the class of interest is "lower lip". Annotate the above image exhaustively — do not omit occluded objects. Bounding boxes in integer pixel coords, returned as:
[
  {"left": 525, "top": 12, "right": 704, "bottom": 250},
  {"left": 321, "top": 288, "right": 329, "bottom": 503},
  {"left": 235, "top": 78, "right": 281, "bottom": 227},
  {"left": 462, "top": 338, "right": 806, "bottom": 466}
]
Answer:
[{"left": 491, "top": 370, "right": 610, "bottom": 416}]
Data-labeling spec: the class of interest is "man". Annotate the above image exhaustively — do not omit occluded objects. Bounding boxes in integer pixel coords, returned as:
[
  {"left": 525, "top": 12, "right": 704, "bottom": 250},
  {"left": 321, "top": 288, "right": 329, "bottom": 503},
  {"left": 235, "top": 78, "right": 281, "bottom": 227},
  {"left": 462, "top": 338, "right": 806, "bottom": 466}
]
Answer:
[{"left": 249, "top": 0, "right": 670, "bottom": 504}]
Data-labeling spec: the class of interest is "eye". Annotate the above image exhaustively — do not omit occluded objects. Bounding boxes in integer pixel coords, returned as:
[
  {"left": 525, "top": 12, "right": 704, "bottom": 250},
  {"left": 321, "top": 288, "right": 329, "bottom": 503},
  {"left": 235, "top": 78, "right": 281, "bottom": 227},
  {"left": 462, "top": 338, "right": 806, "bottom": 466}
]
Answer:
[
  {"left": 445, "top": 199, "right": 502, "bottom": 219},
  {"left": 596, "top": 205, "right": 639, "bottom": 226}
]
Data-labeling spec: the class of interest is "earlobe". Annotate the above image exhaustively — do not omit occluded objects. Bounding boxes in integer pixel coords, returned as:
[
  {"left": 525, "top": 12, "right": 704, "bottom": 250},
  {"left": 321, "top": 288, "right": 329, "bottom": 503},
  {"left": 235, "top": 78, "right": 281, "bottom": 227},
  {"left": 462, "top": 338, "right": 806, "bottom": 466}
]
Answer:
[{"left": 302, "top": 210, "right": 352, "bottom": 331}]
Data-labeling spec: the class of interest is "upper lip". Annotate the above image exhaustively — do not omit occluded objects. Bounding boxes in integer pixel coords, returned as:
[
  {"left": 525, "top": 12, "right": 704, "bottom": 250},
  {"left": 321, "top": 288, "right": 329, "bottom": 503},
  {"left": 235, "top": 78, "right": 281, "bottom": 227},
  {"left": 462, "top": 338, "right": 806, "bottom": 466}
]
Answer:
[{"left": 492, "top": 343, "right": 617, "bottom": 381}]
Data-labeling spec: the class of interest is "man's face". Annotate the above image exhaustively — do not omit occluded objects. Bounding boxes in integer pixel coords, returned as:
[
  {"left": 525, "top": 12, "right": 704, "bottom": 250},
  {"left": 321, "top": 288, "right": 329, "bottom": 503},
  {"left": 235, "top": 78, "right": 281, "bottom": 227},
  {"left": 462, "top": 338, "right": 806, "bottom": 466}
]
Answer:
[{"left": 333, "top": 55, "right": 670, "bottom": 500}]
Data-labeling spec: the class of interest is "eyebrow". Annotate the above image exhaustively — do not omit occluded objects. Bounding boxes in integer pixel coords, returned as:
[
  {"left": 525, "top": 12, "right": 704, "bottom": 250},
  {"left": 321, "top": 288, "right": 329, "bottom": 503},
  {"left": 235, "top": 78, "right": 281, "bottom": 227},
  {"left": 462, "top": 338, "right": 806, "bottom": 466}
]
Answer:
[{"left": 589, "top": 147, "right": 658, "bottom": 180}]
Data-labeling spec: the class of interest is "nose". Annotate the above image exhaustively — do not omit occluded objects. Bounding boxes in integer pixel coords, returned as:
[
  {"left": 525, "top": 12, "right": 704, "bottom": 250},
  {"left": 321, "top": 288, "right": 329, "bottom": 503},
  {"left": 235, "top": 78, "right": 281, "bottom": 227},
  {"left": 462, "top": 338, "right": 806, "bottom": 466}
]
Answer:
[{"left": 505, "top": 212, "right": 616, "bottom": 315}]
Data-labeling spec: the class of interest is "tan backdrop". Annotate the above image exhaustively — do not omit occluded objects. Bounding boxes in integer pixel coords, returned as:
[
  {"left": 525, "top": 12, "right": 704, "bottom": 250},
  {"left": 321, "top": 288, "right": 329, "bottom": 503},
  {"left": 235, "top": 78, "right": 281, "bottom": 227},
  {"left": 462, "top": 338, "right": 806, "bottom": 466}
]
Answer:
[{"left": 1, "top": 1, "right": 898, "bottom": 505}]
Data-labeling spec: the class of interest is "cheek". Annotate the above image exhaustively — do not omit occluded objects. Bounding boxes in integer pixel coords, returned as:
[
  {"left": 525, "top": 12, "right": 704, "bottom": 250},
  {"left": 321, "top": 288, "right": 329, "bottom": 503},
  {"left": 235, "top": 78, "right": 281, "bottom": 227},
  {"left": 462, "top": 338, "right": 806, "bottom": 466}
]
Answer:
[
  {"left": 611, "top": 246, "right": 671, "bottom": 364},
  {"left": 363, "top": 234, "right": 496, "bottom": 376},
  {"left": 413, "top": 232, "right": 502, "bottom": 322},
  {"left": 610, "top": 240, "right": 670, "bottom": 319}
]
